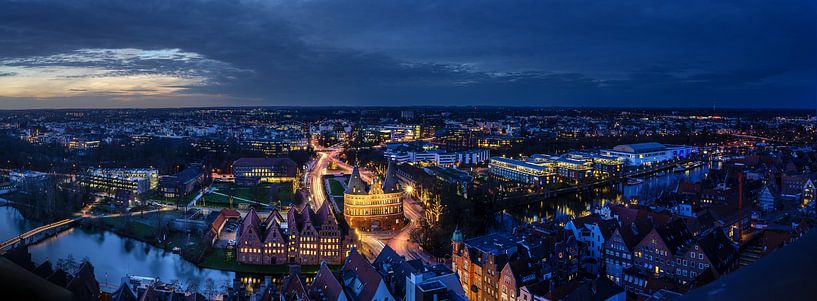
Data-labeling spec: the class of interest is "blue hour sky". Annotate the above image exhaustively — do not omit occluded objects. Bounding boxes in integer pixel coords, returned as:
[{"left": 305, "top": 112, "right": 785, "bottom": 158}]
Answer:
[{"left": 0, "top": 0, "right": 814, "bottom": 109}]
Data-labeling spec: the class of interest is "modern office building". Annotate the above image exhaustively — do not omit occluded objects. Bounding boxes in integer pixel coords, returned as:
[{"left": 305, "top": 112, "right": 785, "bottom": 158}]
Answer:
[
  {"left": 240, "top": 138, "right": 308, "bottom": 156},
  {"left": 424, "top": 166, "right": 474, "bottom": 198},
  {"left": 600, "top": 142, "right": 697, "bottom": 166},
  {"left": 363, "top": 124, "right": 423, "bottom": 143},
  {"left": 343, "top": 161, "right": 405, "bottom": 232},
  {"left": 159, "top": 164, "right": 207, "bottom": 199},
  {"left": 384, "top": 141, "right": 490, "bottom": 167},
  {"left": 492, "top": 151, "right": 625, "bottom": 186},
  {"left": 476, "top": 135, "right": 525, "bottom": 150},
  {"left": 488, "top": 156, "right": 557, "bottom": 186},
  {"left": 232, "top": 157, "right": 297, "bottom": 186},
  {"left": 8, "top": 170, "right": 50, "bottom": 193},
  {"left": 78, "top": 168, "right": 158, "bottom": 195}
]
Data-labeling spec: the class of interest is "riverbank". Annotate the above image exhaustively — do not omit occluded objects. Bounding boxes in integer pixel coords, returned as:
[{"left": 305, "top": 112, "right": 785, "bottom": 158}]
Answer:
[
  {"left": 98, "top": 212, "right": 207, "bottom": 262},
  {"left": 198, "top": 249, "right": 335, "bottom": 274},
  {"left": 3, "top": 197, "right": 336, "bottom": 283},
  {"left": 502, "top": 162, "right": 711, "bottom": 226},
  {"left": 99, "top": 211, "right": 336, "bottom": 276}
]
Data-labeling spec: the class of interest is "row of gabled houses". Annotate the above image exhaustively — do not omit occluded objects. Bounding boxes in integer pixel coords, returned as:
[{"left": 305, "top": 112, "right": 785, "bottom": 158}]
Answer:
[{"left": 236, "top": 202, "right": 355, "bottom": 266}]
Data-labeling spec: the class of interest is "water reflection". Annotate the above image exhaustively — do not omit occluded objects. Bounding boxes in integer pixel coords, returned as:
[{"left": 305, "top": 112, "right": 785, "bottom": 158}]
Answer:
[
  {"left": 27, "top": 226, "right": 235, "bottom": 290},
  {"left": 0, "top": 204, "right": 307, "bottom": 294},
  {"left": 501, "top": 165, "right": 710, "bottom": 228},
  {"left": 0, "top": 204, "right": 41, "bottom": 242}
]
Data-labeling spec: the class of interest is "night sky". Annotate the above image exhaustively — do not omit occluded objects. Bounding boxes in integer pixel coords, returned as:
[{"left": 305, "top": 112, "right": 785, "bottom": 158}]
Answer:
[{"left": 0, "top": 0, "right": 815, "bottom": 109}]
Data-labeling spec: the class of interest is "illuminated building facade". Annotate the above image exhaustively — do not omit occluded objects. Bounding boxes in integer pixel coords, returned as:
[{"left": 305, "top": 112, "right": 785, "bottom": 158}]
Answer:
[
  {"left": 363, "top": 124, "right": 422, "bottom": 143},
  {"left": 488, "top": 156, "right": 556, "bottom": 186},
  {"left": 78, "top": 167, "right": 158, "bottom": 195},
  {"left": 343, "top": 161, "right": 405, "bottom": 232},
  {"left": 802, "top": 179, "right": 815, "bottom": 211},
  {"left": 240, "top": 138, "right": 308, "bottom": 156},
  {"left": 600, "top": 142, "right": 697, "bottom": 167},
  {"left": 236, "top": 204, "right": 355, "bottom": 265},
  {"left": 451, "top": 231, "right": 518, "bottom": 301},
  {"left": 491, "top": 151, "right": 623, "bottom": 186},
  {"left": 476, "top": 135, "right": 525, "bottom": 150},
  {"left": 159, "top": 164, "right": 207, "bottom": 199},
  {"left": 384, "top": 141, "right": 490, "bottom": 167},
  {"left": 232, "top": 157, "right": 297, "bottom": 186}
]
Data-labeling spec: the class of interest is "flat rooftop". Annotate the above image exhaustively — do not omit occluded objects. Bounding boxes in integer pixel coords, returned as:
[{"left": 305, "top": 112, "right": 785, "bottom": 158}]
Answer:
[{"left": 464, "top": 233, "right": 518, "bottom": 255}]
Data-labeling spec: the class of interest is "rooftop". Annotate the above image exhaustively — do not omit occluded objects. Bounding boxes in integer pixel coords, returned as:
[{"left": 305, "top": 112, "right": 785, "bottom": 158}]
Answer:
[
  {"left": 611, "top": 142, "right": 667, "bottom": 154},
  {"left": 490, "top": 156, "right": 550, "bottom": 171},
  {"left": 679, "top": 229, "right": 817, "bottom": 300},
  {"left": 233, "top": 157, "right": 296, "bottom": 167},
  {"left": 463, "top": 232, "right": 518, "bottom": 255}
]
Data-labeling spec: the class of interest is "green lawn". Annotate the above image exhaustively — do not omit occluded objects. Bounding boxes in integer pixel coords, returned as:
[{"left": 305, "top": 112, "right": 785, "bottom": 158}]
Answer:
[
  {"left": 101, "top": 211, "right": 207, "bottom": 261},
  {"left": 212, "top": 183, "right": 253, "bottom": 199},
  {"left": 272, "top": 184, "right": 295, "bottom": 205},
  {"left": 336, "top": 196, "right": 344, "bottom": 212},
  {"left": 101, "top": 212, "right": 171, "bottom": 241},
  {"left": 328, "top": 179, "right": 345, "bottom": 196},
  {"left": 206, "top": 182, "right": 295, "bottom": 207},
  {"left": 200, "top": 192, "right": 231, "bottom": 204}
]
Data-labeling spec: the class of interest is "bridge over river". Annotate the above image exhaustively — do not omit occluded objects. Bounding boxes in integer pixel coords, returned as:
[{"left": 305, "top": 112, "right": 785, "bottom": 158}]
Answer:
[{"left": 0, "top": 218, "right": 78, "bottom": 254}]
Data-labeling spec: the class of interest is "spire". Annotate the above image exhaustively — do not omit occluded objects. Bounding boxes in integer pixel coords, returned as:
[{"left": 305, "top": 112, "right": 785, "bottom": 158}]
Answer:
[
  {"left": 345, "top": 165, "right": 368, "bottom": 195},
  {"left": 452, "top": 225, "right": 463, "bottom": 242},
  {"left": 382, "top": 159, "right": 400, "bottom": 193}
]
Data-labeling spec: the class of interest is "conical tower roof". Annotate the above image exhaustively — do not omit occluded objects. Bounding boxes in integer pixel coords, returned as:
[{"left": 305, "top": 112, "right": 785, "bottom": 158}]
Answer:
[
  {"left": 452, "top": 225, "right": 463, "bottom": 242},
  {"left": 382, "top": 159, "right": 400, "bottom": 193},
  {"left": 345, "top": 166, "right": 368, "bottom": 195}
]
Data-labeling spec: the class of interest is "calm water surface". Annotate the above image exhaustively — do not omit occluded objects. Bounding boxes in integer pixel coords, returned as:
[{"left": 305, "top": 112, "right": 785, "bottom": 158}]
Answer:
[
  {"left": 500, "top": 164, "right": 711, "bottom": 228},
  {"left": 0, "top": 203, "right": 234, "bottom": 291}
]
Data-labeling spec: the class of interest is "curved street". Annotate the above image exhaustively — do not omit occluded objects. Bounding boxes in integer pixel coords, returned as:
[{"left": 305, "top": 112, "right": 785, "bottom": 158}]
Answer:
[{"left": 305, "top": 144, "right": 433, "bottom": 263}]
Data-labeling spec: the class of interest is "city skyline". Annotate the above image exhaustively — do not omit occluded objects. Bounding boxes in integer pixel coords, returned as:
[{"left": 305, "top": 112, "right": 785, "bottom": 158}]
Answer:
[
  {"left": 1, "top": 1, "right": 816, "bottom": 299},
  {"left": 1, "top": 0, "right": 815, "bottom": 109},
  {"left": 0, "top": 107, "right": 815, "bottom": 300}
]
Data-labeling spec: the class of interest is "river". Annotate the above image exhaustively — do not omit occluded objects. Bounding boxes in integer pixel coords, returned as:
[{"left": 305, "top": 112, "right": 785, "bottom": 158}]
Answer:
[
  {"left": 500, "top": 163, "right": 712, "bottom": 228},
  {"left": 0, "top": 205, "right": 234, "bottom": 292},
  {"left": 1, "top": 163, "right": 711, "bottom": 293}
]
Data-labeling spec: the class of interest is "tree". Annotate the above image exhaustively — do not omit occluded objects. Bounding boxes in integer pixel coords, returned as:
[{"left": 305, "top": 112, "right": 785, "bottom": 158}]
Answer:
[
  {"left": 57, "top": 254, "right": 79, "bottom": 275},
  {"left": 204, "top": 278, "right": 216, "bottom": 299},
  {"left": 186, "top": 278, "right": 201, "bottom": 294}
]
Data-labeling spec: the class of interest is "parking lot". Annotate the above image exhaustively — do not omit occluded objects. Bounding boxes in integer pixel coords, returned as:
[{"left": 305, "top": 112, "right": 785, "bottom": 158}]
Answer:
[{"left": 214, "top": 220, "right": 239, "bottom": 248}]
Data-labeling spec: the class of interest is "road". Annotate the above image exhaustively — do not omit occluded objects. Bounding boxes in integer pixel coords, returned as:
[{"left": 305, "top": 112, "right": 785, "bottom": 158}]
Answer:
[
  {"left": 306, "top": 147, "right": 342, "bottom": 211},
  {"left": 383, "top": 194, "right": 433, "bottom": 263},
  {"left": 306, "top": 146, "right": 433, "bottom": 263}
]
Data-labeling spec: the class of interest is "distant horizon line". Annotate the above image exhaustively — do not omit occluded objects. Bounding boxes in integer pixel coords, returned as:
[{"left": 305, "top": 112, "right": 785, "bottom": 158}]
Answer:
[{"left": 0, "top": 104, "right": 815, "bottom": 112}]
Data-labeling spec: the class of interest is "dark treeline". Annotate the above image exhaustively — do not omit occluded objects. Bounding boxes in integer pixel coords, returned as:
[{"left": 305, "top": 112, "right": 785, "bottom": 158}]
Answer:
[{"left": 0, "top": 135, "right": 314, "bottom": 175}]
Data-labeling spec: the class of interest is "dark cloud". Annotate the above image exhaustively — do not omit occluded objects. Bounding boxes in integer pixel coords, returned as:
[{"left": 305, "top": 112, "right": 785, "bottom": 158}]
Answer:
[{"left": 0, "top": 0, "right": 814, "bottom": 108}]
